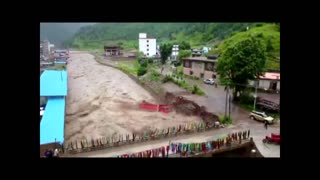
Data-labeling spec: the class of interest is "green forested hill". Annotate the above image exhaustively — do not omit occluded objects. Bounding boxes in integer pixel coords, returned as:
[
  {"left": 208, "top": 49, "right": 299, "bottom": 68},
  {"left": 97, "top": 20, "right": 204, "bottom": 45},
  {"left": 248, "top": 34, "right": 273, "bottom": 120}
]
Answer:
[
  {"left": 65, "top": 23, "right": 261, "bottom": 49},
  {"left": 65, "top": 22, "right": 279, "bottom": 70},
  {"left": 40, "top": 23, "right": 95, "bottom": 46}
]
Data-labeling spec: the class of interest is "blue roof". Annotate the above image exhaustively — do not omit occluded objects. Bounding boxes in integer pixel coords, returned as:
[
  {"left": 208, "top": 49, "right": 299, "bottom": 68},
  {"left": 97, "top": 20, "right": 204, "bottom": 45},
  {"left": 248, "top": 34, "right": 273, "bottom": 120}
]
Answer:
[
  {"left": 40, "top": 97, "right": 65, "bottom": 145},
  {"left": 40, "top": 70, "right": 67, "bottom": 96}
]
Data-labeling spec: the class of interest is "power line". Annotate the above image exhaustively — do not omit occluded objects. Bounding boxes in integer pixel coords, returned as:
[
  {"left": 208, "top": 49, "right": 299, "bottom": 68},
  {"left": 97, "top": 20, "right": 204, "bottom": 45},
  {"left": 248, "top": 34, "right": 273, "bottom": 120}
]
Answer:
[{"left": 218, "top": 81, "right": 257, "bottom": 88}]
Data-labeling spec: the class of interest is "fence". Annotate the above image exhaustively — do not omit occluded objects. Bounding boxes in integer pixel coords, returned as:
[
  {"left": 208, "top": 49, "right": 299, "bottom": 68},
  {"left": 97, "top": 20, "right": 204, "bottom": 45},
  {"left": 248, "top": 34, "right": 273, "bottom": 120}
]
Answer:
[
  {"left": 115, "top": 129, "right": 251, "bottom": 158},
  {"left": 61, "top": 121, "right": 222, "bottom": 155}
]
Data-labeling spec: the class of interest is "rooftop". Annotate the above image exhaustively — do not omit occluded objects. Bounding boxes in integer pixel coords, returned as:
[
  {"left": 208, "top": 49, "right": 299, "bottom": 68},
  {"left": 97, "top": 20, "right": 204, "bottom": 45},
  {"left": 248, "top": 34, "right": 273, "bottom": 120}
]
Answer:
[
  {"left": 104, "top": 45, "right": 121, "bottom": 48},
  {"left": 259, "top": 72, "right": 280, "bottom": 80},
  {"left": 192, "top": 49, "right": 203, "bottom": 52},
  {"left": 183, "top": 56, "right": 218, "bottom": 63},
  {"left": 40, "top": 97, "right": 65, "bottom": 145},
  {"left": 40, "top": 70, "right": 67, "bottom": 96}
]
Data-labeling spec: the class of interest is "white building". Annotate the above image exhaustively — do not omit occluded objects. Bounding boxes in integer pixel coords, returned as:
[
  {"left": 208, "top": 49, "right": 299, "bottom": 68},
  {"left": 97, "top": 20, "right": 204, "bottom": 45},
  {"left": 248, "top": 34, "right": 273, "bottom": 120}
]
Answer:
[
  {"left": 171, "top": 45, "right": 179, "bottom": 60},
  {"left": 49, "top": 44, "right": 54, "bottom": 52},
  {"left": 40, "top": 40, "right": 55, "bottom": 58},
  {"left": 139, "top": 33, "right": 157, "bottom": 57},
  {"left": 249, "top": 72, "right": 280, "bottom": 92}
]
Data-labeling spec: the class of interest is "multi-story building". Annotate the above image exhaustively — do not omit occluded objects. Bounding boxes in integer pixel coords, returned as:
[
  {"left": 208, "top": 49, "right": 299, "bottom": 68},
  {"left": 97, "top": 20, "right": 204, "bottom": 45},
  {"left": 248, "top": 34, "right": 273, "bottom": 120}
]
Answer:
[
  {"left": 171, "top": 45, "right": 179, "bottom": 60},
  {"left": 40, "top": 40, "right": 54, "bottom": 58},
  {"left": 40, "top": 40, "right": 50, "bottom": 57},
  {"left": 182, "top": 56, "right": 218, "bottom": 79},
  {"left": 139, "top": 33, "right": 157, "bottom": 57}
]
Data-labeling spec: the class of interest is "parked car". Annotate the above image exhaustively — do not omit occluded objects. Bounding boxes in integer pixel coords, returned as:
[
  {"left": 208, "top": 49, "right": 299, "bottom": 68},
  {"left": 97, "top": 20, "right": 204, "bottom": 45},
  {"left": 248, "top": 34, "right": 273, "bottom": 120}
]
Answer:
[
  {"left": 249, "top": 111, "right": 274, "bottom": 124},
  {"left": 203, "top": 78, "right": 215, "bottom": 85}
]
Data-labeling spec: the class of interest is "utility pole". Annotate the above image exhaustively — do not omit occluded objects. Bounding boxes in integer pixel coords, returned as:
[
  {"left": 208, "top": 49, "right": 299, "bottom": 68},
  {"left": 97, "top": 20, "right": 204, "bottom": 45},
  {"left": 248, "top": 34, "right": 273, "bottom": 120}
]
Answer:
[
  {"left": 229, "top": 93, "right": 231, "bottom": 118},
  {"left": 225, "top": 85, "right": 228, "bottom": 120},
  {"left": 253, "top": 80, "right": 258, "bottom": 111}
]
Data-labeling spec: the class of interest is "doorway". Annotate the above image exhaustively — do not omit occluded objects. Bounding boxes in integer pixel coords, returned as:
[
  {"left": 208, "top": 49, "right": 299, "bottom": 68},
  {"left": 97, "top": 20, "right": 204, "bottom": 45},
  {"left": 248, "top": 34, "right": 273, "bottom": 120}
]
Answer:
[
  {"left": 200, "top": 73, "right": 204, "bottom": 79},
  {"left": 270, "top": 81, "right": 277, "bottom": 91}
]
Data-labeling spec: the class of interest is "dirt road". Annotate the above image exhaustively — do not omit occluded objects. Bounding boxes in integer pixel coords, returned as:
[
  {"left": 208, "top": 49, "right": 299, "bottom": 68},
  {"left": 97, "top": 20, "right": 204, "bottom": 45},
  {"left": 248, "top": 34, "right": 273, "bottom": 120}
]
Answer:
[{"left": 64, "top": 52, "right": 201, "bottom": 143}]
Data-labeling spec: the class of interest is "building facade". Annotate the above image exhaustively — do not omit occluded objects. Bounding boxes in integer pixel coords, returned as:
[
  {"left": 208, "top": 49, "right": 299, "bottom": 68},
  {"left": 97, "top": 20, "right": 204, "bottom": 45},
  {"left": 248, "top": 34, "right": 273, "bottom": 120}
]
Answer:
[
  {"left": 139, "top": 33, "right": 157, "bottom": 57},
  {"left": 104, "top": 45, "right": 122, "bottom": 56},
  {"left": 40, "top": 40, "right": 50, "bottom": 57},
  {"left": 40, "top": 40, "right": 54, "bottom": 58},
  {"left": 249, "top": 72, "right": 280, "bottom": 92},
  {"left": 171, "top": 45, "right": 179, "bottom": 60},
  {"left": 182, "top": 57, "right": 218, "bottom": 79}
]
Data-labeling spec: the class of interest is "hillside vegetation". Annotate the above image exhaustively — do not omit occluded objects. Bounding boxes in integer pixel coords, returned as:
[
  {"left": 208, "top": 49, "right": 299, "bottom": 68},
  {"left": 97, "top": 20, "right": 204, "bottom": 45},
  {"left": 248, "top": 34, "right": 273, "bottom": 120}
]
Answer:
[
  {"left": 213, "top": 24, "right": 280, "bottom": 70},
  {"left": 40, "top": 23, "right": 95, "bottom": 46},
  {"left": 65, "top": 23, "right": 279, "bottom": 70},
  {"left": 65, "top": 23, "right": 260, "bottom": 49}
]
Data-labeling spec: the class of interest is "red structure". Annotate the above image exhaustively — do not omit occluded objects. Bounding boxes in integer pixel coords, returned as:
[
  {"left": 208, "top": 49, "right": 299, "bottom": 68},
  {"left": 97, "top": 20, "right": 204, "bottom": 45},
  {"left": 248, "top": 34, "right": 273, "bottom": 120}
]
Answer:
[
  {"left": 139, "top": 102, "right": 172, "bottom": 114},
  {"left": 263, "top": 133, "right": 280, "bottom": 144}
]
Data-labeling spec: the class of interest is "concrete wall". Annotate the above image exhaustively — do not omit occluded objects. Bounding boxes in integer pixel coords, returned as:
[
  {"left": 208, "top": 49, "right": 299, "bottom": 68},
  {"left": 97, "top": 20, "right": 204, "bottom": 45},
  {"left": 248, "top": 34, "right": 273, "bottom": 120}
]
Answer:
[
  {"left": 204, "top": 71, "right": 214, "bottom": 79},
  {"left": 139, "top": 33, "right": 147, "bottom": 38},
  {"left": 259, "top": 80, "right": 270, "bottom": 90},
  {"left": 249, "top": 79, "right": 280, "bottom": 91}
]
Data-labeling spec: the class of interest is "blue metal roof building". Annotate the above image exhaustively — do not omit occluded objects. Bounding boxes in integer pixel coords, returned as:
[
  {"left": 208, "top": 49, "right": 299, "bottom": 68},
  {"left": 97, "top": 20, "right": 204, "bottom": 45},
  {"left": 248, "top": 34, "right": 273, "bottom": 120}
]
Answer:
[
  {"left": 40, "top": 70, "right": 67, "bottom": 96},
  {"left": 40, "top": 70, "right": 68, "bottom": 145}
]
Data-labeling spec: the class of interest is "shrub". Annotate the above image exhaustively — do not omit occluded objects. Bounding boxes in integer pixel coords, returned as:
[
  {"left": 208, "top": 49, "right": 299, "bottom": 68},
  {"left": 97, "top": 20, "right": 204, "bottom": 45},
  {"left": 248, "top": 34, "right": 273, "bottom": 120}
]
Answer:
[
  {"left": 150, "top": 71, "right": 161, "bottom": 81},
  {"left": 239, "top": 91, "right": 254, "bottom": 105},
  {"left": 218, "top": 115, "right": 232, "bottom": 124},
  {"left": 141, "top": 61, "right": 148, "bottom": 68},
  {"left": 147, "top": 58, "right": 154, "bottom": 64},
  {"left": 177, "top": 65, "right": 183, "bottom": 76},
  {"left": 137, "top": 67, "right": 147, "bottom": 76},
  {"left": 257, "top": 33, "right": 264, "bottom": 38},
  {"left": 192, "top": 85, "right": 199, "bottom": 94},
  {"left": 162, "top": 75, "right": 173, "bottom": 83},
  {"left": 195, "top": 89, "right": 206, "bottom": 96}
]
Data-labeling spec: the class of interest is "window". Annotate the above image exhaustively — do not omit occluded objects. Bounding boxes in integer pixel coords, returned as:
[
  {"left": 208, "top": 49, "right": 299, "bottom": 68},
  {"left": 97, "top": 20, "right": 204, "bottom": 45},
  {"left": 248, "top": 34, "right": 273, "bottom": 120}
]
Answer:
[
  {"left": 212, "top": 74, "right": 216, "bottom": 79},
  {"left": 147, "top": 40, "right": 149, "bottom": 43},
  {"left": 184, "top": 61, "right": 190, "bottom": 68},
  {"left": 205, "top": 63, "right": 213, "bottom": 71},
  {"left": 190, "top": 71, "right": 193, "bottom": 75},
  {"left": 147, "top": 53, "right": 149, "bottom": 56},
  {"left": 147, "top": 44, "right": 149, "bottom": 47},
  {"left": 147, "top": 49, "right": 149, "bottom": 51},
  {"left": 200, "top": 73, "right": 204, "bottom": 78}
]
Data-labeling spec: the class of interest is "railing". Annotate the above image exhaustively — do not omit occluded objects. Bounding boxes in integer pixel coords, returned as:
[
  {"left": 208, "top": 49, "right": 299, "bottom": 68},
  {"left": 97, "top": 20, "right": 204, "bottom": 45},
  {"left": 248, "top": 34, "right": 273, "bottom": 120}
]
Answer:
[
  {"left": 61, "top": 121, "right": 221, "bottom": 155},
  {"left": 114, "top": 130, "right": 252, "bottom": 158}
]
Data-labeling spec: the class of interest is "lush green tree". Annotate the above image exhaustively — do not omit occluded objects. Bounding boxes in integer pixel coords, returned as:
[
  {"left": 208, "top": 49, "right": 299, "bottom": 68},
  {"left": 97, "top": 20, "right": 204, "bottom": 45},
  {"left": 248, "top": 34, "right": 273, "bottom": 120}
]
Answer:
[
  {"left": 160, "top": 43, "right": 172, "bottom": 64},
  {"left": 266, "top": 38, "right": 274, "bottom": 52},
  {"left": 177, "top": 50, "right": 191, "bottom": 62},
  {"left": 217, "top": 36, "right": 266, "bottom": 100},
  {"left": 137, "top": 67, "right": 147, "bottom": 76},
  {"left": 136, "top": 51, "right": 145, "bottom": 58},
  {"left": 179, "top": 41, "right": 191, "bottom": 50},
  {"left": 117, "top": 42, "right": 123, "bottom": 47}
]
